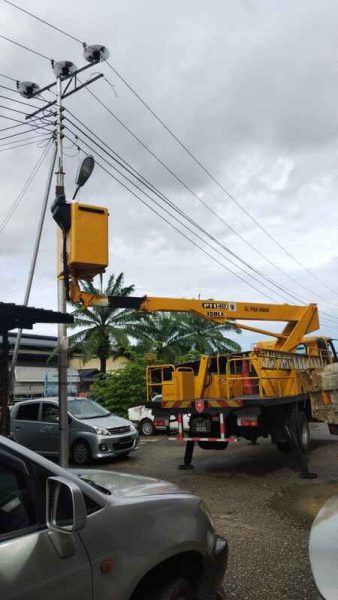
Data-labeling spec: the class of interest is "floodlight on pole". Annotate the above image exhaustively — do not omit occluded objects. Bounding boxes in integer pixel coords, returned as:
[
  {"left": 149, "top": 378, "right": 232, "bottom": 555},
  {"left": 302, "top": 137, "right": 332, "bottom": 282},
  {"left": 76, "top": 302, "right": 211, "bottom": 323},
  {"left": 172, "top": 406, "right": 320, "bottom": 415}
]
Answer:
[
  {"left": 52, "top": 61, "right": 77, "bottom": 79},
  {"left": 17, "top": 81, "right": 40, "bottom": 98},
  {"left": 83, "top": 44, "right": 109, "bottom": 63},
  {"left": 73, "top": 155, "right": 95, "bottom": 199}
]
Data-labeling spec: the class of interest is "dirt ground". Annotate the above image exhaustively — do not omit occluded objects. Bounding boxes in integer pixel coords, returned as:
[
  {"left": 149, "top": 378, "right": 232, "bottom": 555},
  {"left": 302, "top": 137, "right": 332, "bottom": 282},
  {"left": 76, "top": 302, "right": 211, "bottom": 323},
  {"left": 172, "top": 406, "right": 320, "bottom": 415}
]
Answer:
[{"left": 99, "top": 423, "right": 338, "bottom": 599}]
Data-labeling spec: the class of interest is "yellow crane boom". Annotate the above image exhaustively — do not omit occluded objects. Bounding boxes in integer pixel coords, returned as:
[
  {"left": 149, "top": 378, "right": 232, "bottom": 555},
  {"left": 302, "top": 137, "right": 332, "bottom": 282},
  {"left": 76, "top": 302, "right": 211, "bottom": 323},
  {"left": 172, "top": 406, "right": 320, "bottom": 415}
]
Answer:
[{"left": 108, "top": 295, "right": 319, "bottom": 353}]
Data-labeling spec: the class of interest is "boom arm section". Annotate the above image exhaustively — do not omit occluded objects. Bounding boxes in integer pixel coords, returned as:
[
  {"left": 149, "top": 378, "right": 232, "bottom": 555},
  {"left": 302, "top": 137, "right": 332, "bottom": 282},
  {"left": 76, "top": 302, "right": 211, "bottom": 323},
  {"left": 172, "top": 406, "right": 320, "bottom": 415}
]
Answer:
[{"left": 108, "top": 295, "right": 319, "bottom": 353}]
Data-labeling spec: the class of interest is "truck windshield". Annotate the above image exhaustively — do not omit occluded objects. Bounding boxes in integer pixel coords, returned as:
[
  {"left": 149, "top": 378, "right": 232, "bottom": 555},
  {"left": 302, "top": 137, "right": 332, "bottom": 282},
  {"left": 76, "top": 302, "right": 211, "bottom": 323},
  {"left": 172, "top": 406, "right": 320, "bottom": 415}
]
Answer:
[{"left": 68, "top": 398, "right": 110, "bottom": 420}]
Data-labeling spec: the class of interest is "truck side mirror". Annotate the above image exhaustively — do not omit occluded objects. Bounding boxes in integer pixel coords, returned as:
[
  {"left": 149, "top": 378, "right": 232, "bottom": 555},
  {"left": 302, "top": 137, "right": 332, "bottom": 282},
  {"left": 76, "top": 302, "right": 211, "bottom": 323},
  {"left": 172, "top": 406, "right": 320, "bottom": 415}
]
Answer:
[{"left": 47, "top": 476, "right": 87, "bottom": 534}]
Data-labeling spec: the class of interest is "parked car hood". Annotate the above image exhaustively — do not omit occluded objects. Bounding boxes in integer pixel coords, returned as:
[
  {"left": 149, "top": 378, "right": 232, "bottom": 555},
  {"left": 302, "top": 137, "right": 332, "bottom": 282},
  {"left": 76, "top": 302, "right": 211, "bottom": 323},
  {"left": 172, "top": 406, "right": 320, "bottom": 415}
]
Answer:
[
  {"left": 79, "top": 414, "right": 133, "bottom": 429},
  {"left": 73, "top": 469, "right": 182, "bottom": 497}
]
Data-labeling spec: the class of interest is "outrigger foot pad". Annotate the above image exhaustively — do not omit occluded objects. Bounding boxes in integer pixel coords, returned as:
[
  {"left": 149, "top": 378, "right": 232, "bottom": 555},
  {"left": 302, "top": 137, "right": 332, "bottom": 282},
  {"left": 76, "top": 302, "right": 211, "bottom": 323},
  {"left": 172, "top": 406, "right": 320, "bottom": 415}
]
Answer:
[
  {"left": 179, "top": 464, "right": 194, "bottom": 470},
  {"left": 299, "top": 471, "right": 317, "bottom": 479}
]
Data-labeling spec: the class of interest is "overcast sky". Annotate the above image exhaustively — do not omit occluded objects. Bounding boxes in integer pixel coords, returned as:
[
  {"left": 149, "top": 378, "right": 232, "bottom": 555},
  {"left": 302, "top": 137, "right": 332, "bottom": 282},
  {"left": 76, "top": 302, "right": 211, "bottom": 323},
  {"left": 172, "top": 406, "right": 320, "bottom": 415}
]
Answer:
[{"left": 1, "top": 0, "right": 338, "bottom": 349}]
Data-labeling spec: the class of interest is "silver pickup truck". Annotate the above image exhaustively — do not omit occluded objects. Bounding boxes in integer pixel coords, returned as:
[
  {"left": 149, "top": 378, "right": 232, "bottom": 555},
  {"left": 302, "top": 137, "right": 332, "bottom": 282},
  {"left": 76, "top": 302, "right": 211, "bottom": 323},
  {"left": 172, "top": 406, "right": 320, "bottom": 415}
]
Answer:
[{"left": 0, "top": 436, "right": 227, "bottom": 599}]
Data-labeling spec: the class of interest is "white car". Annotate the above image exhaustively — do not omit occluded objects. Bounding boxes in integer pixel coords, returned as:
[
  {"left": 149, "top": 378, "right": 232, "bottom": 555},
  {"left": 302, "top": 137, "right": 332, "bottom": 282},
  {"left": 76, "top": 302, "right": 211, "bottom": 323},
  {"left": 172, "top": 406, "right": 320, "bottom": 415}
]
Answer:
[{"left": 128, "top": 396, "right": 190, "bottom": 436}]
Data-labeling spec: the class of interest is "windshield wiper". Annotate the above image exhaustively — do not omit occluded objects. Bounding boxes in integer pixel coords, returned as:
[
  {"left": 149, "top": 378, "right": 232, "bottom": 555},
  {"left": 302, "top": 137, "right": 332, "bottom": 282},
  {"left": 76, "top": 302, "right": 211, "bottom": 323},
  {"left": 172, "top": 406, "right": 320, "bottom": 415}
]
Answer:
[{"left": 80, "top": 477, "right": 111, "bottom": 495}]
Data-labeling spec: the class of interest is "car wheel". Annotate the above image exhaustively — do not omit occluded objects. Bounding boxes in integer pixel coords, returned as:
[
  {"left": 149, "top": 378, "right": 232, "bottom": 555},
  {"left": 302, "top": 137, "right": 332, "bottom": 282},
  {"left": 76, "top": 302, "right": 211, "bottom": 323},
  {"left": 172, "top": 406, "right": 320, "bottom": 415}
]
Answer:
[
  {"left": 71, "top": 440, "right": 91, "bottom": 465},
  {"left": 140, "top": 418, "right": 155, "bottom": 436},
  {"left": 154, "top": 578, "right": 194, "bottom": 600}
]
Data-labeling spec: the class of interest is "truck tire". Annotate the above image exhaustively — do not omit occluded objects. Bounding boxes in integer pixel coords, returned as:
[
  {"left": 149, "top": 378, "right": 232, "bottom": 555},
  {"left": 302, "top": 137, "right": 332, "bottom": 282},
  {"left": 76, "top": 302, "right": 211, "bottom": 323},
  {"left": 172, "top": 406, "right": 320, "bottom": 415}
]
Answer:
[
  {"left": 154, "top": 578, "right": 194, "bottom": 600},
  {"left": 297, "top": 411, "right": 310, "bottom": 454},
  {"left": 276, "top": 410, "right": 310, "bottom": 454},
  {"left": 140, "top": 418, "right": 155, "bottom": 436}
]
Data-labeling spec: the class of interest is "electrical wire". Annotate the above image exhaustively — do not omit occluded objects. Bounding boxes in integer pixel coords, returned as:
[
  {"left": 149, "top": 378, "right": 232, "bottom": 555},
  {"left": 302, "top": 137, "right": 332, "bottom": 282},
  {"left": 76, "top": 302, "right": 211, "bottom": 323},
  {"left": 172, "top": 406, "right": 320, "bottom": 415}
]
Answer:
[
  {"left": 0, "top": 132, "right": 50, "bottom": 148},
  {"left": 3, "top": 1, "right": 338, "bottom": 325},
  {"left": 65, "top": 136, "right": 338, "bottom": 330},
  {"left": 64, "top": 122, "right": 338, "bottom": 327},
  {"left": 0, "top": 135, "right": 51, "bottom": 152},
  {"left": 68, "top": 136, "right": 275, "bottom": 300},
  {"left": 3, "top": 0, "right": 83, "bottom": 44},
  {"left": 0, "top": 93, "right": 42, "bottom": 110},
  {"left": 64, "top": 113, "right": 338, "bottom": 309},
  {"left": 0, "top": 71, "right": 18, "bottom": 83},
  {"left": 3, "top": 2, "right": 337, "bottom": 298},
  {"left": 0, "top": 138, "right": 53, "bottom": 233},
  {"left": 0, "top": 34, "right": 51, "bottom": 61},
  {"left": 64, "top": 124, "right": 335, "bottom": 310}
]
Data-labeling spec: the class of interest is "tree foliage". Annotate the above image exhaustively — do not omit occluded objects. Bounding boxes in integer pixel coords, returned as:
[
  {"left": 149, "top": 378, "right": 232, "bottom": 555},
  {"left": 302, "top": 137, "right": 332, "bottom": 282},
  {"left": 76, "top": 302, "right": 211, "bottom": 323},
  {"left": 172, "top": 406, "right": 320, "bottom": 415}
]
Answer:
[
  {"left": 91, "top": 354, "right": 147, "bottom": 417},
  {"left": 129, "top": 311, "right": 241, "bottom": 362},
  {"left": 69, "top": 273, "right": 135, "bottom": 373}
]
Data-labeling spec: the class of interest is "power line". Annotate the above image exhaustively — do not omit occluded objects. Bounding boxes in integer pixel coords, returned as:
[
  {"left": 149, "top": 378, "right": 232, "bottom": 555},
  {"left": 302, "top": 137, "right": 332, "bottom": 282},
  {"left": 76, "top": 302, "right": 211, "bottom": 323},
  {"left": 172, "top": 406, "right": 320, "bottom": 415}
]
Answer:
[
  {"left": 0, "top": 132, "right": 50, "bottom": 148},
  {"left": 104, "top": 62, "right": 338, "bottom": 297},
  {"left": 65, "top": 123, "right": 338, "bottom": 327},
  {"left": 0, "top": 71, "right": 17, "bottom": 83},
  {"left": 0, "top": 33, "right": 51, "bottom": 61},
  {"left": 3, "top": 1, "right": 337, "bottom": 299},
  {"left": 3, "top": 1, "right": 338, "bottom": 325},
  {"left": 64, "top": 112, "right": 338, "bottom": 310},
  {"left": 70, "top": 137, "right": 275, "bottom": 300},
  {"left": 0, "top": 136, "right": 51, "bottom": 152},
  {"left": 84, "top": 82, "right": 338, "bottom": 307},
  {"left": 65, "top": 124, "right": 329, "bottom": 308},
  {"left": 0, "top": 138, "right": 53, "bottom": 233},
  {"left": 0, "top": 93, "right": 42, "bottom": 109},
  {"left": 3, "top": 0, "right": 83, "bottom": 44},
  {"left": 0, "top": 123, "right": 53, "bottom": 142},
  {"left": 64, "top": 123, "right": 289, "bottom": 301}
]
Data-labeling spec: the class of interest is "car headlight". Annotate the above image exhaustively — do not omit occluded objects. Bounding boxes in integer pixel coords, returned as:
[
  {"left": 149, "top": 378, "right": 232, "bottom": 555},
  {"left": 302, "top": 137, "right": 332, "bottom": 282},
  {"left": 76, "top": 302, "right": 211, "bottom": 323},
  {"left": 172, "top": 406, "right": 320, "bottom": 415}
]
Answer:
[
  {"left": 93, "top": 426, "right": 110, "bottom": 435},
  {"left": 130, "top": 424, "right": 136, "bottom": 433}
]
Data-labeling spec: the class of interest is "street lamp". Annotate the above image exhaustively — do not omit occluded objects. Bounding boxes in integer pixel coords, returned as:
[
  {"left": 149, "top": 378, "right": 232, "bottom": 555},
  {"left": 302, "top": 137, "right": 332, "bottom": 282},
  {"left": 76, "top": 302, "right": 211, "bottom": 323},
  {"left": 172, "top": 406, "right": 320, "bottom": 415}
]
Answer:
[{"left": 73, "top": 155, "right": 95, "bottom": 199}]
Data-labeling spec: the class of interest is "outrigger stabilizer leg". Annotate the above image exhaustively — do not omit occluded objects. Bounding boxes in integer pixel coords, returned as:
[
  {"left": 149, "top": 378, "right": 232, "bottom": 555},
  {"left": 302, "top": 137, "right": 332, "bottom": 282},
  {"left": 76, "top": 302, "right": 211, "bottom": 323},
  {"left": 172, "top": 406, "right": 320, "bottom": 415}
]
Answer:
[
  {"left": 284, "top": 422, "right": 317, "bottom": 480},
  {"left": 179, "top": 441, "right": 195, "bottom": 470}
]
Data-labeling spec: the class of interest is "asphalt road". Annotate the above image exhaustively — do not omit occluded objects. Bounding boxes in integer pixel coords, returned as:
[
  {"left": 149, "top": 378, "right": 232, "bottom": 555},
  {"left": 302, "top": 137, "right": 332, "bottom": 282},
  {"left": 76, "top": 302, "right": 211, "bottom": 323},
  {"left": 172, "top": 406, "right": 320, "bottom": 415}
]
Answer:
[{"left": 100, "top": 423, "right": 338, "bottom": 599}]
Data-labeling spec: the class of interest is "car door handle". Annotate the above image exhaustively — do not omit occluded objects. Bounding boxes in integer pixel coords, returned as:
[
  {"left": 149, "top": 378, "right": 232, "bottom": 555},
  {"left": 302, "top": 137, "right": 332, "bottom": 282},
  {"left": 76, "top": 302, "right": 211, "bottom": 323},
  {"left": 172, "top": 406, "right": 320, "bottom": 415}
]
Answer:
[{"left": 15, "top": 426, "right": 20, "bottom": 430}]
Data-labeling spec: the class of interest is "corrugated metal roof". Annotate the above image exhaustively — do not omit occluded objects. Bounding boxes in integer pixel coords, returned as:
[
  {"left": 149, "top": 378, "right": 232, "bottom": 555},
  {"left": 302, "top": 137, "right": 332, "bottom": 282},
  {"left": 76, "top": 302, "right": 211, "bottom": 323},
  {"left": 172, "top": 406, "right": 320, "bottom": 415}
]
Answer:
[{"left": 0, "top": 302, "right": 73, "bottom": 332}]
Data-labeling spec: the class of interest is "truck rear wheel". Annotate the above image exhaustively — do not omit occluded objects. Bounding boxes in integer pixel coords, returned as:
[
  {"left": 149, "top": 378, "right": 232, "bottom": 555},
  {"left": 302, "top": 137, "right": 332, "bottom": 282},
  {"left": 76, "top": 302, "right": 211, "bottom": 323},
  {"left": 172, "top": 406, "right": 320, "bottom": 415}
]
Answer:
[{"left": 276, "top": 410, "right": 310, "bottom": 454}]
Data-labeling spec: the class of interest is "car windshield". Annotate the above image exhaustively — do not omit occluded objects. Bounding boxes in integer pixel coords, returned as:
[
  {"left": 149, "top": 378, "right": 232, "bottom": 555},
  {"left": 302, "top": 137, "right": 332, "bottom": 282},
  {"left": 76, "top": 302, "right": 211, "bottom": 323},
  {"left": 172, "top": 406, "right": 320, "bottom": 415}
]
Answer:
[{"left": 68, "top": 398, "right": 110, "bottom": 420}]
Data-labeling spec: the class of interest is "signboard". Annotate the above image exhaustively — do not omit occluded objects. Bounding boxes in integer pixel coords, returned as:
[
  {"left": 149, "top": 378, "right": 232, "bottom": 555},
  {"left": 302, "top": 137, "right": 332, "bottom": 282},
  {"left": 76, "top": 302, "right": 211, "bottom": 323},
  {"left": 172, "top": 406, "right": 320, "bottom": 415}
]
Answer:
[{"left": 44, "top": 368, "right": 80, "bottom": 397}]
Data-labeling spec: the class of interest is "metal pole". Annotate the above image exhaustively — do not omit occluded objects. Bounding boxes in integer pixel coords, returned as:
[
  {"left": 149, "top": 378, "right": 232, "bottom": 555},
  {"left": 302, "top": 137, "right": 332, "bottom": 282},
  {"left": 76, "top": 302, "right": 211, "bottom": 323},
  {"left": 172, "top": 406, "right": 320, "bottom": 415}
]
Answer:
[
  {"left": 55, "top": 75, "right": 69, "bottom": 468},
  {"left": 0, "top": 330, "right": 10, "bottom": 437},
  {"left": 9, "top": 141, "right": 57, "bottom": 389}
]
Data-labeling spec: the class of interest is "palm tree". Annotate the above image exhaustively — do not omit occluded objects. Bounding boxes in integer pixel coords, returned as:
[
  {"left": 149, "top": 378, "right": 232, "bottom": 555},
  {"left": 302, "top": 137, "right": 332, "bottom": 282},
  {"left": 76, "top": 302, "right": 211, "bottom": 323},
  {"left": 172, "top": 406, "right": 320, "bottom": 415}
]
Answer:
[
  {"left": 69, "top": 273, "right": 135, "bottom": 373},
  {"left": 175, "top": 312, "right": 241, "bottom": 354},
  {"left": 129, "top": 313, "right": 186, "bottom": 362},
  {"left": 129, "top": 311, "right": 241, "bottom": 361}
]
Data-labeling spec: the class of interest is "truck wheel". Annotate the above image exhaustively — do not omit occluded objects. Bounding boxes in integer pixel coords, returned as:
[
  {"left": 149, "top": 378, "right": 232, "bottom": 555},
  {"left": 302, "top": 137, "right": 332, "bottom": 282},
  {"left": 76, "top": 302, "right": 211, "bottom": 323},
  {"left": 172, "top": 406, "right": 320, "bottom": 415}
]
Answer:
[
  {"left": 71, "top": 440, "right": 91, "bottom": 465},
  {"left": 276, "top": 410, "right": 310, "bottom": 454},
  {"left": 140, "top": 418, "right": 155, "bottom": 436},
  {"left": 154, "top": 578, "right": 194, "bottom": 600},
  {"left": 298, "top": 411, "right": 310, "bottom": 454}
]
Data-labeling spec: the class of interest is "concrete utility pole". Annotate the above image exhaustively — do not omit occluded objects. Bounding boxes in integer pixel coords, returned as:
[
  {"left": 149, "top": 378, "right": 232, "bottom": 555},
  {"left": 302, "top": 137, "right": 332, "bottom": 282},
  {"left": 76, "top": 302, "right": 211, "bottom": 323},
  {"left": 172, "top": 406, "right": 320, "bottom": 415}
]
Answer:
[
  {"left": 55, "top": 73, "right": 69, "bottom": 468},
  {"left": 23, "top": 46, "right": 109, "bottom": 467}
]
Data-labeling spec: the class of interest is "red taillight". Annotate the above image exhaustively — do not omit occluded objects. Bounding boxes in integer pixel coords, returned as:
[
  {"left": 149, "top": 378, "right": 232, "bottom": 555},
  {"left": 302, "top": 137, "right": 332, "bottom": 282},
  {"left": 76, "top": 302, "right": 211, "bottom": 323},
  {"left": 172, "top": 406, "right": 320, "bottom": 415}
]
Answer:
[
  {"left": 238, "top": 418, "right": 258, "bottom": 427},
  {"left": 154, "top": 419, "right": 166, "bottom": 427}
]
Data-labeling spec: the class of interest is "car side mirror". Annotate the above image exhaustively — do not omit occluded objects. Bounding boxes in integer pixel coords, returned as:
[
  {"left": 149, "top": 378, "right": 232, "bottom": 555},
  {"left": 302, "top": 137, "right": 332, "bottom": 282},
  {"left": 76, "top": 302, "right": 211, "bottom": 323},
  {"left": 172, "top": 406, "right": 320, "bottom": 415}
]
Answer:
[{"left": 47, "top": 476, "right": 87, "bottom": 534}]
